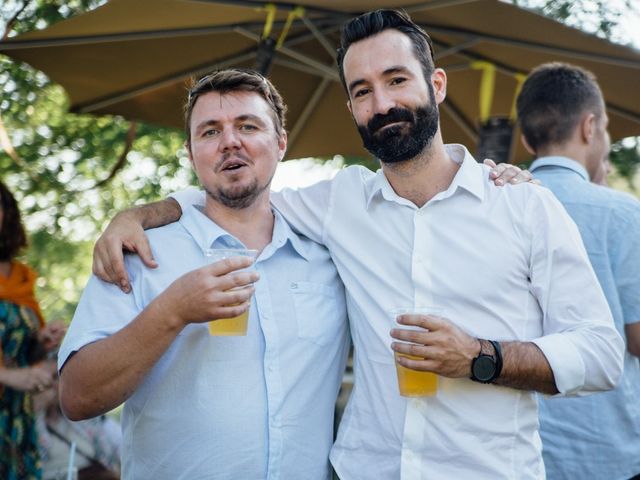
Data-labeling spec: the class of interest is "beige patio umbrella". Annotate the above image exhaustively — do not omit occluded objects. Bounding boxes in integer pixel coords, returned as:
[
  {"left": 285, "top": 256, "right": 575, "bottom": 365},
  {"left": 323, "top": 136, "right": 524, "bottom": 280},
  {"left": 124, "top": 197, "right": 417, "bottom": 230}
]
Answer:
[{"left": 1, "top": 0, "right": 639, "bottom": 162}]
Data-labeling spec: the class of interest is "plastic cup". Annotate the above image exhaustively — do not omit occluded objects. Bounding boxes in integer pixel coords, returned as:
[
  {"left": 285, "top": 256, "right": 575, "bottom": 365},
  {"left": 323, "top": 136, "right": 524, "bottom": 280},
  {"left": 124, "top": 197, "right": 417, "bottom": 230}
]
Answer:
[
  {"left": 204, "top": 248, "right": 257, "bottom": 336},
  {"left": 390, "top": 307, "right": 444, "bottom": 397}
]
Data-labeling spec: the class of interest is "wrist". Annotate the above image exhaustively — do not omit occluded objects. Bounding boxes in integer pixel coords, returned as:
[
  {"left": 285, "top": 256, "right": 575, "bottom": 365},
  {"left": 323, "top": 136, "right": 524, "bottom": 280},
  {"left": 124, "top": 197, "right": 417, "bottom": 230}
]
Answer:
[
  {"left": 470, "top": 339, "right": 503, "bottom": 384},
  {"left": 148, "top": 294, "right": 187, "bottom": 334}
]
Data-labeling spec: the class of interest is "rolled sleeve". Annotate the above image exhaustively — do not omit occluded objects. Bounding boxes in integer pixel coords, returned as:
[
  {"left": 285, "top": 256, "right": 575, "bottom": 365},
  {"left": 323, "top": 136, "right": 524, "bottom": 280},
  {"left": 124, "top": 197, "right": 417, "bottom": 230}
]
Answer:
[{"left": 528, "top": 188, "right": 624, "bottom": 395}]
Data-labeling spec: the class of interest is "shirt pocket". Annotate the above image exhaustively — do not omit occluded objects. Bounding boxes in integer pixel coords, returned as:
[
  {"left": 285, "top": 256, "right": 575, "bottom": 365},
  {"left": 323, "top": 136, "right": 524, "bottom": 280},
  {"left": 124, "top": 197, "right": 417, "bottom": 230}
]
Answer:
[{"left": 290, "top": 281, "right": 347, "bottom": 346}]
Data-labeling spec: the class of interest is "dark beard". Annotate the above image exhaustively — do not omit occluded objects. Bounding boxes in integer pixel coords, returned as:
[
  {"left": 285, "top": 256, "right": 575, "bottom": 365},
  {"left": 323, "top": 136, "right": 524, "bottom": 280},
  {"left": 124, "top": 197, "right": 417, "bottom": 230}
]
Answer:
[
  {"left": 357, "top": 92, "right": 439, "bottom": 165},
  {"left": 205, "top": 178, "right": 269, "bottom": 209}
]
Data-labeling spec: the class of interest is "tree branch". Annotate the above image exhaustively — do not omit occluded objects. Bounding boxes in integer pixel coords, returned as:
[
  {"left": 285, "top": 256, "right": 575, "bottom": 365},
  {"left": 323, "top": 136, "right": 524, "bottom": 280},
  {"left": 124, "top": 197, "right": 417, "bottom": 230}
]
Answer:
[
  {"left": 92, "top": 121, "right": 138, "bottom": 188},
  {"left": 2, "top": 1, "right": 32, "bottom": 41}
]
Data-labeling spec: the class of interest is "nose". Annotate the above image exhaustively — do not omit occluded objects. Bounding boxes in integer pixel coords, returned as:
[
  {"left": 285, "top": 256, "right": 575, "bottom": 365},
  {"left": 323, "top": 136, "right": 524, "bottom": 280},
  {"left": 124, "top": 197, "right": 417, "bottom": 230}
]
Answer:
[
  {"left": 372, "top": 88, "right": 396, "bottom": 116},
  {"left": 218, "top": 127, "right": 242, "bottom": 152}
]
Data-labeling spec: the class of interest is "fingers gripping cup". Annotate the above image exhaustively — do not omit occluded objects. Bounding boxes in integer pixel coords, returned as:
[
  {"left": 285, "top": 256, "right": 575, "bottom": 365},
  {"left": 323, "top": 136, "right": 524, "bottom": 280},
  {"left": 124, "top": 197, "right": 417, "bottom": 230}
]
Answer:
[
  {"left": 205, "top": 248, "right": 258, "bottom": 336},
  {"left": 390, "top": 307, "right": 444, "bottom": 397}
]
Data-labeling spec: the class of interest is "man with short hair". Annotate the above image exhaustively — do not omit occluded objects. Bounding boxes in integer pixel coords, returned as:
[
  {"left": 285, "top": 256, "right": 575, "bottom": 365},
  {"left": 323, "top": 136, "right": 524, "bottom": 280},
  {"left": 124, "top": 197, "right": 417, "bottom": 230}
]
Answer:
[
  {"left": 58, "top": 69, "right": 350, "bottom": 479},
  {"left": 92, "top": 10, "right": 623, "bottom": 479},
  {"left": 518, "top": 62, "right": 640, "bottom": 480}
]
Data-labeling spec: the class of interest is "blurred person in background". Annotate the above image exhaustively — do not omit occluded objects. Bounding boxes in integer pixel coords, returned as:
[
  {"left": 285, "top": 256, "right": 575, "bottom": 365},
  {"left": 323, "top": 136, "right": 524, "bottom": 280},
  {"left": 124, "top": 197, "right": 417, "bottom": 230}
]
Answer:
[
  {"left": 519, "top": 62, "right": 640, "bottom": 480},
  {"left": 35, "top": 364, "right": 121, "bottom": 480},
  {"left": 0, "top": 180, "right": 65, "bottom": 480}
]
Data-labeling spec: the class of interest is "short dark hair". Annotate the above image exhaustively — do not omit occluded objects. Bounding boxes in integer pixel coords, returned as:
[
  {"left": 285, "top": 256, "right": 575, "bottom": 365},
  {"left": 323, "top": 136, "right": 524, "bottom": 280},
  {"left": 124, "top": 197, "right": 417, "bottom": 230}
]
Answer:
[
  {"left": 184, "top": 68, "right": 287, "bottom": 149},
  {"left": 336, "top": 9, "right": 435, "bottom": 94},
  {"left": 0, "top": 180, "right": 27, "bottom": 261},
  {"left": 516, "top": 62, "right": 604, "bottom": 153}
]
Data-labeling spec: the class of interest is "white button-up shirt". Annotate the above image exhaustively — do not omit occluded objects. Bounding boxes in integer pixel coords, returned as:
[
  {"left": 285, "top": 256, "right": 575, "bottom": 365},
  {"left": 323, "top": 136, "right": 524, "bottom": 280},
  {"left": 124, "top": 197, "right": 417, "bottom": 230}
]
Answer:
[
  {"left": 172, "top": 145, "right": 623, "bottom": 480},
  {"left": 59, "top": 206, "right": 350, "bottom": 480}
]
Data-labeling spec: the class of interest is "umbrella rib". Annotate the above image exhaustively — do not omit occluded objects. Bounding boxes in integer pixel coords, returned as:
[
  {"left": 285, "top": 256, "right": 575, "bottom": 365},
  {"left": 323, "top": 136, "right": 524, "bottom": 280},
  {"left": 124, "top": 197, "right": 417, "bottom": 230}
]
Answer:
[
  {"left": 0, "top": 18, "right": 341, "bottom": 50},
  {"left": 404, "top": 0, "right": 485, "bottom": 14},
  {"left": 440, "top": 99, "right": 479, "bottom": 143},
  {"left": 421, "top": 23, "right": 640, "bottom": 69},
  {"left": 432, "top": 39, "right": 640, "bottom": 124},
  {"left": 287, "top": 77, "right": 332, "bottom": 150},
  {"left": 434, "top": 38, "right": 482, "bottom": 60},
  {"left": 300, "top": 17, "right": 337, "bottom": 60},
  {"left": 73, "top": 50, "right": 257, "bottom": 114},
  {"left": 235, "top": 27, "right": 339, "bottom": 80},
  {"left": 272, "top": 57, "right": 335, "bottom": 80},
  {"left": 187, "top": 0, "right": 352, "bottom": 17}
]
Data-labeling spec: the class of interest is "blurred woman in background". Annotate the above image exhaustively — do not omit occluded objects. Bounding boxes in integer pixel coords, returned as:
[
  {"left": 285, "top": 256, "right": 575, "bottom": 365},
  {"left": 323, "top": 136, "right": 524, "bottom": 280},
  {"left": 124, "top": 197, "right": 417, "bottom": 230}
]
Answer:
[{"left": 0, "top": 180, "right": 65, "bottom": 480}]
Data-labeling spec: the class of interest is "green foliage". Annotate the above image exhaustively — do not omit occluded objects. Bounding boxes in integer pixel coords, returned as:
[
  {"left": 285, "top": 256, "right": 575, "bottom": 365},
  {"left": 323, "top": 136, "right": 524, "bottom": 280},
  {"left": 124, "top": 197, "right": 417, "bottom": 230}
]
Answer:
[{"left": 1, "top": 1, "right": 195, "bottom": 322}]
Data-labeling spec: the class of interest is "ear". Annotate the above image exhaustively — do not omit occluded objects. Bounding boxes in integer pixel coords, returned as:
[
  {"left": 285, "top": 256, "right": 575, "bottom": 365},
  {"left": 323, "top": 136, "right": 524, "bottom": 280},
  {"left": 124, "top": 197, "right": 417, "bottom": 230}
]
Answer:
[
  {"left": 346, "top": 100, "right": 352, "bottom": 114},
  {"left": 431, "top": 68, "right": 447, "bottom": 104},
  {"left": 580, "top": 112, "right": 596, "bottom": 145},
  {"left": 277, "top": 131, "right": 288, "bottom": 161},
  {"left": 520, "top": 134, "right": 535, "bottom": 155},
  {"left": 185, "top": 141, "right": 195, "bottom": 168}
]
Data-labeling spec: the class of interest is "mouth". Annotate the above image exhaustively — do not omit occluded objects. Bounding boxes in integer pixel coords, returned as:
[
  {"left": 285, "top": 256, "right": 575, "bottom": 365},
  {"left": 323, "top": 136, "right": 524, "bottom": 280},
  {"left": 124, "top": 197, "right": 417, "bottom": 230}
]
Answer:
[
  {"left": 373, "top": 121, "right": 408, "bottom": 136},
  {"left": 219, "top": 159, "right": 248, "bottom": 173}
]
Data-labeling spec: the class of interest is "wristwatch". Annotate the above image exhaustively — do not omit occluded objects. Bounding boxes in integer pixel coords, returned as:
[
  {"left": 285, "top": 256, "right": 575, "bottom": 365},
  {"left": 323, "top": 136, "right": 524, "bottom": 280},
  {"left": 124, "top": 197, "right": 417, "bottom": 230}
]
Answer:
[{"left": 470, "top": 339, "right": 503, "bottom": 384}]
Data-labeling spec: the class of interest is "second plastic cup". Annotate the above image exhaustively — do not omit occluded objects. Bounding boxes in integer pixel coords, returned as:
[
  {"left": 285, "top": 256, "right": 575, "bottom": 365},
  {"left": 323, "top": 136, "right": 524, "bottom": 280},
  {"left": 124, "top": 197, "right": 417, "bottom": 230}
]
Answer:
[
  {"left": 390, "top": 307, "right": 444, "bottom": 397},
  {"left": 205, "top": 248, "right": 257, "bottom": 336}
]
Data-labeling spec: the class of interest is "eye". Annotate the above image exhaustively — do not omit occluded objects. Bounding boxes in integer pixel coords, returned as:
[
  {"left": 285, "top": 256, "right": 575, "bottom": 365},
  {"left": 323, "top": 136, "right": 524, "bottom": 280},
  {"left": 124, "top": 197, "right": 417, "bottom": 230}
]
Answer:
[
  {"left": 202, "top": 128, "right": 219, "bottom": 137},
  {"left": 390, "top": 77, "right": 407, "bottom": 86},
  {"left": 353, "top": 87, "right": 371, "bottom": 98},
  {"left": 239, "top": 124, "right": 258, "bottom": 132}
]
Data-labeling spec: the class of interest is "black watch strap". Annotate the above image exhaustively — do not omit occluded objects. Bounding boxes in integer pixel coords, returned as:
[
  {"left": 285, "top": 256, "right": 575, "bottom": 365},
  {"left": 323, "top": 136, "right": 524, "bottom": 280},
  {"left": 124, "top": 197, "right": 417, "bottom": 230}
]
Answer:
[{"left": 489, "top": 340, "right": 503, "bottom": 381}]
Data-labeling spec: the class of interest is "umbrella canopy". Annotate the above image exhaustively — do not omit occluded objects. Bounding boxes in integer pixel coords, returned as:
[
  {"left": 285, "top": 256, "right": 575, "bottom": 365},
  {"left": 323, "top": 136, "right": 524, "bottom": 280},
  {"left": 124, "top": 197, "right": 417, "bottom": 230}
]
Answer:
[{"left": 1, "top": 0, "right": 639, "bottom": 162}]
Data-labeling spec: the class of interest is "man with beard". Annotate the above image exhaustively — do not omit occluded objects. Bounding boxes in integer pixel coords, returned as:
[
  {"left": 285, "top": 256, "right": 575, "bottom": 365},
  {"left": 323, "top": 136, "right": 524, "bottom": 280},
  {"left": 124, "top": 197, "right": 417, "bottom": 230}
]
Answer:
[
  {"left": 89, "top": 10, "right": 622, "bottom": 479},
  {"left": 58, "top": 70, "right": 350, "bottom": 479}
]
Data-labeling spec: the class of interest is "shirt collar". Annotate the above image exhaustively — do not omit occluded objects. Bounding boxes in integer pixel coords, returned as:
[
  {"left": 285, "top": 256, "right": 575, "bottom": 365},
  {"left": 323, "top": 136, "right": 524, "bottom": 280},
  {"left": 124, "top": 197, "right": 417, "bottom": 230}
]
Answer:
[
  {"left": 179, "top": 204, "right": 311, "bottom": 261},
  {"left": 365, "top": 143, "right": 485, "bottom": 209},
  {"left": 529, "top": 156, "right": 589, "bottom": 182}
]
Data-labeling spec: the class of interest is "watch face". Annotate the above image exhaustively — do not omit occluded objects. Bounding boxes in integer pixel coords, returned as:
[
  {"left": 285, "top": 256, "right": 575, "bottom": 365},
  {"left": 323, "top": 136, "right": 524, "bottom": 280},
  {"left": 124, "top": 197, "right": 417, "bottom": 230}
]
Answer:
[{"left": 473, "top": 355, "right": 496, "bottom": 382}]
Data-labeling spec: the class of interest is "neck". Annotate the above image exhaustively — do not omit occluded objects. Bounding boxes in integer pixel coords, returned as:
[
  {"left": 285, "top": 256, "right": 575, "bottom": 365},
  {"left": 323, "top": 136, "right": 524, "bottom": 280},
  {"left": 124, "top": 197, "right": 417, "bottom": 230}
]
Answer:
[
  {"left": 0, "top": 261, "right": 12, "bottom": 278},
  {"left": 381, "top": 135, "right": 460, "bottom": 207},
  {"left": 204, "top": 194, "right": 274, "bottom": 251}
]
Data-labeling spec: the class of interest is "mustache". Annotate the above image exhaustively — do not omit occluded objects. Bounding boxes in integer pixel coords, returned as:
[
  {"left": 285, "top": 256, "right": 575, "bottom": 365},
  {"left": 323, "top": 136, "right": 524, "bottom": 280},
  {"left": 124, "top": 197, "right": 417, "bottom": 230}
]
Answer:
[{"left": 367, "top": 107, "right": 415, "bottom": 134}]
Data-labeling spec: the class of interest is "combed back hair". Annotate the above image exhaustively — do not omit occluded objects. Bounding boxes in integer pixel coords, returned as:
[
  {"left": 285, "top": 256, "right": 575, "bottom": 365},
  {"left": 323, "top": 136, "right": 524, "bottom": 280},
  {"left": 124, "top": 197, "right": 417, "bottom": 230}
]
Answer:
[
  {"left": 336, "top": 9, "right": 435, "bottom": 94},
  {"left": 0, "top": 180, "right": 27, "bottom": 261},
  {"left": 184, "top": 68, "right": 287, "bottom": 148},
  {"left": 516, "top": 62, "right": 604, "bottom": 153}
]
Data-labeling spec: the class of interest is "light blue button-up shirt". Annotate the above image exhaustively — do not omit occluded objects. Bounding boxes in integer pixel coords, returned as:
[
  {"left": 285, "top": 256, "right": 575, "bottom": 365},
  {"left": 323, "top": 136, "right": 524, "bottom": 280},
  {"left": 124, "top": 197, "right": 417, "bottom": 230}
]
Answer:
[
  {"left": 59, "top": 206, "right": 349, "bottom": 480},
  {"left": 532, "top": 156, "right": 640, "bottom": 480}
]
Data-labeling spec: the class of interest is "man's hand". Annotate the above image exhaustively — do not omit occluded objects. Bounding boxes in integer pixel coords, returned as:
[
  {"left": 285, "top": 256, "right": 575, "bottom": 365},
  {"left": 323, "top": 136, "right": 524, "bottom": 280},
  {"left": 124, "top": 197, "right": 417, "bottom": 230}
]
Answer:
[
  {"left": 153, "top": 256, "right": 260, "bottom": 330},
  {"left": 93, "top": 199, "right": 182, "bottom": 293},
  {"left": 483, "top": 159, "right": 539, "bottom": 186},
  {"left": 390, "top": 313, "right": 478, "bottom": 378},
  {"left": 93, "top": 210, "right": 158, "bottom": 293}
]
